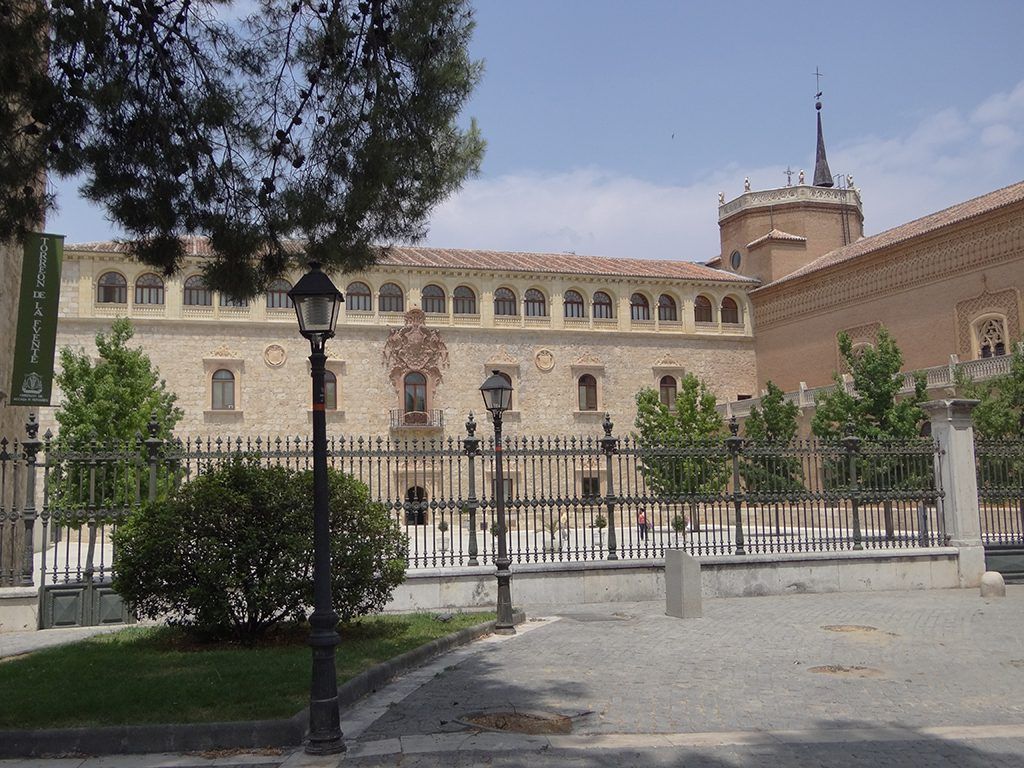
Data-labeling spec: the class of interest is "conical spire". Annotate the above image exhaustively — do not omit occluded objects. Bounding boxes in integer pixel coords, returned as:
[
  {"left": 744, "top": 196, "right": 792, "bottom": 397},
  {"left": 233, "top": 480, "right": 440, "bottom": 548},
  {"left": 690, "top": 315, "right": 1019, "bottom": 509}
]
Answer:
[{"left": 813, "top": 99, "right": 833, "bottom": 187}]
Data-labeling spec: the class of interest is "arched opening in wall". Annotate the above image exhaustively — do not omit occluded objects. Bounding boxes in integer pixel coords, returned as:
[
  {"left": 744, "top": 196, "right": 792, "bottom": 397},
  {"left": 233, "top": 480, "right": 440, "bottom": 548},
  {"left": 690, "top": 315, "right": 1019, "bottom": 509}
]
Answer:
[
  {"left": 346, "top": 281, "right": 372, "bottom": 311},
  {"left": 266, "top": 279, "right": 293, "bottom": 309},
  {"left": 630, "top": 293, "right": 651, "bottom": 321},
  {"left": 564, "top": 290, "right": 586, "bottom": 318},
  {"left": 97, "top": 271, "right": 127, "bottom": 303},
  {"left": 323, "top": 370, "right": 338, "bottom": 410},
  {"left": 494, "top": 287, "right": 518, "bottom": 316},
  {"left": 403, "top": 371, "right": 427, "bottom": 418},
  {"left": 976, "top": 317, "right": 1008, "bottom": 358},
  {"left": 422, "top": 284, "right": 446, "bottom": 314},
  {"left": 658, "top": 294, "right": 677, "bottom": 322},
  {"left": 405, "top": 486, "right": 428, "bottom": 525},
  {"left": 694, "top": 295, "right": 713, "bottom": 323},
  {"left": 453, "top": 286, "right": 477, "bottom": 315},
  {"left": 211, "top": 369, "right": 235, "bottom": 410},
  {"left": 659, "top": 375, "right": 677, "bottom": 408},
  {"left": 721, "top": 297, "right": 740, "bottom": 325},
  {"left": 524, "top": 288, "right": 547, "bottom": 317},
  {"left": 184, "top": 275, "right": 212, "bottom": 306},
  {"left": 593, "top": 291, "right": 613, "bottom": 320},
  {"left": 379, "top": 282, "right": 405, "bottom": 313},
  {"left": 135, "top": 273, "right": 165, "bottom": 305}
]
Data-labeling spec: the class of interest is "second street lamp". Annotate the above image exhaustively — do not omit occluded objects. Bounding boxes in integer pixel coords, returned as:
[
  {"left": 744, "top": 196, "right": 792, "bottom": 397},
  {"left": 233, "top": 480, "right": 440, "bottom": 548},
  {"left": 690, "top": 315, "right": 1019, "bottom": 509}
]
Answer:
[
  {"left": 479, "top": 370, "right": 516, "bottom": 634},
  {"left": 288, "top": 262, "right": 345, "bottom": 755}
]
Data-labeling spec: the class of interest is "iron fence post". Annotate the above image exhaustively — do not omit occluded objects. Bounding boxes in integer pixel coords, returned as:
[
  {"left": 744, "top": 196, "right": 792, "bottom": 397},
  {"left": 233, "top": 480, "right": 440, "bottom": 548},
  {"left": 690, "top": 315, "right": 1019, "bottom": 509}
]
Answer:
[
  {"left": 842, "top": 422, "right": 863, "bottom": 550},
  {"left": 19, "top": 413, "right": 42, "bottom": 587},
  {"left": 463, "top": 413, "right": 481, "bottom": 567},
  {"left": 725, "top": 416, "right": 746, "bottom": 555},
  {"left": 601, "top": 415, "right": 619, "bottom": 560},
  {"left": 145, "top": 412, "right": 163, "bottom": 504}
]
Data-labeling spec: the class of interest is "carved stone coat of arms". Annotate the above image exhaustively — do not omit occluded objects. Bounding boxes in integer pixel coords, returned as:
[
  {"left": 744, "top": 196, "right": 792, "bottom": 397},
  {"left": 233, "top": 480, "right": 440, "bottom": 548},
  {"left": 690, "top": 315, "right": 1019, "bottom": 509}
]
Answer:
[{"left": 382, "top": 308, "right": 450, "bottom": 391}]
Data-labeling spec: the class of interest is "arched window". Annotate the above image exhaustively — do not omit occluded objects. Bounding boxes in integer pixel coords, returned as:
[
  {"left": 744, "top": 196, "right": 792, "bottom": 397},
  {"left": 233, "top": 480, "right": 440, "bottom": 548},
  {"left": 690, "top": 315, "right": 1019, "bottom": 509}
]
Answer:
[
  {"left": 630, "top": 293, "right": 651, "bottom": 321},
  {"left": 694, "top": 295, "right": 713, "bottom": 323},
  {"left": 405, "top": 486, "right": 427, "bottom": 525},
  {"left": 183, "top": 275, "right": 211, "bottom": 306},
  {"left": 421, "top": 284, "right": 446, "bottom": 314},
  {"left": 564, "top": 290, "right": 586, "bottom": 318},
  {"left": 211, "top": 369, "right": 235, "bottom": 410},
  {"left": 219, "top": 293, "right": 249, "bottom": 308},
  {"left": 658, "top": 294, "right": 678, "bottom": 322},
  {"left": 379, "top": 282, "right": 404, "bottom": 313},
  {"left": 659, "top": 376, "right": 677, "bottom": 408},
  {"left": 404, "top": 371, "right": 427, "bottom": 413},
  {"left": 346, "top": 281, "right": 372, "bottom": 311},
  {"left": 578, "top": 374, "right": 598, "bottom": 411},
  {"left": 323, "top": 370, "right": 338, "bottom": 410},
  {"left": 494, "top": 287, "right": 517, "bottom": 316},
  {"left": 453, "top": 286, "right": 477, "bottom": 315},
  {"left": 978, "top": 318, "right": 1007, "bottom": 358},
  {"left": 266, "top": 279, "right": 293, "bottom": 309},
  {"left": 134, "top": 273, "right": 164, "bottom": 305},
  {"left": 593, "top": 291, "right": 613, "bottom": 320},
  {"left": 721, "top": 297, "right": 740, "bottom": 324},
  {"left": 524, "top": 288, "right": 547, "bottom": 317},
  {"left": 97, "top": 272, "right": 127, "bottom": 303}
]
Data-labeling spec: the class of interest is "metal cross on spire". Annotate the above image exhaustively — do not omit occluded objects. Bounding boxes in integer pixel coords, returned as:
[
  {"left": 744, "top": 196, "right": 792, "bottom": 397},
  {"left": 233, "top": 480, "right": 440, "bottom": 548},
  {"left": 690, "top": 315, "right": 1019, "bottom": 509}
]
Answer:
[
  {"left": 784, "top": 166, "right": 794, "bottom": 186},
  {"left": 813, "top": 66, "right": 823, "bottom": 99}
]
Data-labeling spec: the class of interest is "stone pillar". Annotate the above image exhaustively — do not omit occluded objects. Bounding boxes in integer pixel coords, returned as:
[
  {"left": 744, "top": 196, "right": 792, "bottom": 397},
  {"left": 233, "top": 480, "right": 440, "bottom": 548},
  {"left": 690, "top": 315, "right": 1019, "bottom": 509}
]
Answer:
[
  {"left": 922, "top": 399, "right": 984, "bottom": 588},
  {"left": 665, "top": 550, "right": 702, "bottom": 618}
]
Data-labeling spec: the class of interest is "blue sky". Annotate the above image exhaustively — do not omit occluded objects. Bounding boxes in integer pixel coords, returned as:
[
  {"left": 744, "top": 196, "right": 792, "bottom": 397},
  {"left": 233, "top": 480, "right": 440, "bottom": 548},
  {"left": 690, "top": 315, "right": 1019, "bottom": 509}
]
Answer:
[{"left": 50, "top": 0, "right": 1024, "bottom": 263}]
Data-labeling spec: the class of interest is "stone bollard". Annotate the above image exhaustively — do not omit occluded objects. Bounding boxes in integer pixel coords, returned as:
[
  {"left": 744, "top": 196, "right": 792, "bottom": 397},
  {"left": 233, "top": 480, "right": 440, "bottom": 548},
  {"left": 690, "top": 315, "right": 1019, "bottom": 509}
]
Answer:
[
  {"left": 665, "top": 549, "right": 702, "bottom": 618},
  {"left": 980, "top": 571, "right": 1006, "bottom": 598}
]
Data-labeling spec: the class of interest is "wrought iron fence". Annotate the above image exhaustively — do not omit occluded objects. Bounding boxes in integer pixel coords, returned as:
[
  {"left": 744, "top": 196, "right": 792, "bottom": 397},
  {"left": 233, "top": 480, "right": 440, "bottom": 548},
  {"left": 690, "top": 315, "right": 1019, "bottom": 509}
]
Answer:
[
  {"left": 1, "top": 414, "right": 948, "bottom": 589},
  {"left": 975, "top": 437, "right": 1024, "bottom": 545}
]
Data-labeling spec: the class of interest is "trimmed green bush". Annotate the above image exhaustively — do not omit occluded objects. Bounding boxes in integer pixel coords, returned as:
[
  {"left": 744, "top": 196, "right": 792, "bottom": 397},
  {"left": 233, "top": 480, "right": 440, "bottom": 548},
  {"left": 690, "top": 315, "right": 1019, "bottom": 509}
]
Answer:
[{"left": 113, "top": 457, "right": 408, "bottom": 642}]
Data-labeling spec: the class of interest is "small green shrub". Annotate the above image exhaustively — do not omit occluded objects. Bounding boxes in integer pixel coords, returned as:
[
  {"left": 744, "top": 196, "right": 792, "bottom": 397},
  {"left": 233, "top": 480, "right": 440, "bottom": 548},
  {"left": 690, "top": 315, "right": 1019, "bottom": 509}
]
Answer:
[
  {"left": 594, "top": 513, "right": 607, "bottom": 529},
  {"left": 671, "top": 514, "right": 687, "bottom": 533},
  {"left": 437, "top": 519, "right": 449, "bottom": 533},
  {"left": 113, "top": 457, "right": 408, "bottom": 642}
]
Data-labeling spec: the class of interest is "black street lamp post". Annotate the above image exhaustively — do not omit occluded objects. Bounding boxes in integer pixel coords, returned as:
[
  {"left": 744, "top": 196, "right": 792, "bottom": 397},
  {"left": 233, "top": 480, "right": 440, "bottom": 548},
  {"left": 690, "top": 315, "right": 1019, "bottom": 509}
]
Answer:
[
  {"left": 288, "top": 263, "right": 345, "bottom": 755},
  {"left": 480, "top": 370, "right": 515, "bottom": 634}
]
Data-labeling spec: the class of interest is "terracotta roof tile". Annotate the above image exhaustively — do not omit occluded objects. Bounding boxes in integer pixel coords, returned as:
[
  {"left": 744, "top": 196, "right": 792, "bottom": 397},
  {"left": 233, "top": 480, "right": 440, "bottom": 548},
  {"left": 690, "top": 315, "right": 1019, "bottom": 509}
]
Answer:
[
  {"left": 758, "top": 179, "right": 1024, "bottom": 290},
  {"left": 746, "top": 228, "right": 807, "bottom": 249},
  {"left": 66, "top": 239, "right": 757, "bottom": 284}
]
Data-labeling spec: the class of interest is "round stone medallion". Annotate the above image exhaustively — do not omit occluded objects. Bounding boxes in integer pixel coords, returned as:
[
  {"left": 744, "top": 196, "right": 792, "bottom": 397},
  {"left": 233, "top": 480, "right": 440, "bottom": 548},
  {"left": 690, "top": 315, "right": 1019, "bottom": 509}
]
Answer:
[
  {"left": 534, "top": 348, "right": 554, "bottom": 372},
  {"left": 264, "top": 344, "right": 287, "bottom": 368}
]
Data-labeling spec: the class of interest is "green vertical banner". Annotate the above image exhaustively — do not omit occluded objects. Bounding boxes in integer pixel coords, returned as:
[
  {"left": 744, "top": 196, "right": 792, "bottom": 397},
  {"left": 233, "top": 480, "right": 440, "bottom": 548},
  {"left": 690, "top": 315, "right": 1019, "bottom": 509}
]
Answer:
[{"left": 10, "top": 232, "right": 64, "bottom": 406}]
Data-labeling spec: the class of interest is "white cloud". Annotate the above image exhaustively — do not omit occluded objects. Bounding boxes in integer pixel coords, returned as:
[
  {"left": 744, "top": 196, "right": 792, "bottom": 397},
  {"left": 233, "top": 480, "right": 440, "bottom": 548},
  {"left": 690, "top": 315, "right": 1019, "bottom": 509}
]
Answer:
[{"left": 423, "top": 80, "right": 1024, "bottom": 260}]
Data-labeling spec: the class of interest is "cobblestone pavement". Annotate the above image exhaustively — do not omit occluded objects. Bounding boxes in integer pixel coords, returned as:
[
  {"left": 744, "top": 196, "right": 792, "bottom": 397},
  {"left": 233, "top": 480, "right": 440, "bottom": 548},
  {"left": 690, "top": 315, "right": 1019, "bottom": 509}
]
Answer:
[{"left": 2, "top": 587, "right": 1023, "bottom": 767}]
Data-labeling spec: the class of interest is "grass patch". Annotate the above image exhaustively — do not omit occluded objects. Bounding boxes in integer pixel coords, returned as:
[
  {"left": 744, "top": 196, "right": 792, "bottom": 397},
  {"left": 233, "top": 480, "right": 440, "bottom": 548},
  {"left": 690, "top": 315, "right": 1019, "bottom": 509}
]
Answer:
[{"left": 0, "top": 612, "right": 494, "bottom": 729}]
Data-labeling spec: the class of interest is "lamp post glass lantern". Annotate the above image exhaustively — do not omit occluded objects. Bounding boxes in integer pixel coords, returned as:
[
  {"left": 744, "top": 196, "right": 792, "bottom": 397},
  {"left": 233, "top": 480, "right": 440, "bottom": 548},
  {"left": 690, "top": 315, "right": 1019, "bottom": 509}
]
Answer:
[
  {"left": 288, "top": 262, "right": 345, "bottom": 755},
  {"left": 480, "top": 370, "right": 516, "bottom": 634}
]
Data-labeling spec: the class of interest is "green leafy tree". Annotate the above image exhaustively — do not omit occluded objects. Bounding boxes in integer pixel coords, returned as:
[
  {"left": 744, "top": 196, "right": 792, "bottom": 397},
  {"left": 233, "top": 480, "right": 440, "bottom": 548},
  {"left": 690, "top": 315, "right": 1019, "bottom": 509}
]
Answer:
[
  {"left": 2, "top": 0, "right": 484, "bottom": 297},
  {"left": 633, "top": 375, "right": 727, "bottom": 528},
  {"left": 956, "top": 344, "right": 1024, "bottom": 439},
  {"left": 114, "top": 457, "right": 408, "bottom": 642},
  {"left": 811, "top": 327, "right": 929, "bottom": 539},
  {"left": 741, "top": 381, "right": 804, "bottom": 493},
  {"left": 54, "top": 317, "right": 181, "bottom": 445},
  {"left": 811, "top": 328, "right": 927, "bottom": 441}
]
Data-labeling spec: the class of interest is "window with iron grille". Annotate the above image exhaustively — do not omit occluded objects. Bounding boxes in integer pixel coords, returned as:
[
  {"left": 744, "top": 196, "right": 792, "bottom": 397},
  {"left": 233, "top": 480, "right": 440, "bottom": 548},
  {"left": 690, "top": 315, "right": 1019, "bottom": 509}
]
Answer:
[
  {"left": 380, "top": 282, "right": 405, "bottom": 313},
  {"left": 524, "top": 288, "right": 547, "bottom": 317},
  {"left": 212, "top": 369, "right": 235, "bottom": 410},
  {"left": 581, "top": 475, "right": 601, "bottom": 498},
  {"left": 578, "top": 374, "right": 598, "bottom": 411},
  {"left": 183, "top": 275, "right": 212, "bottom": 306},
  {"left": 658, "top": 294, "right": 677, "bottom": 321},
  {"left": 266, "top": 279, "right": 293, "bottom": 309},
  {"left": 97, "top": 271, "right": 127, "bottom": 303},
  {"left": 494, "top": 287, "right": 517, "bottom": 316},
  {"left": 346, "top": 281, "right": 372, "bottom": 311},
  {"left": 453, "top": 286, "right": 477, "bottom": 314},
  {"left": 593, "top": 291, "right": 613, "bottom": 319},
  {"left": 564, "top": 290, "right": 586, "bottom": 318},
  {"left": 659, "top": 375, "right": 677, "bottom": 408},
  {"left": 630, "top": 293, "right": 650, "bottom": 321},
  {"left": 421, "top": 284, "right": 446, "bottom": 314},
  {"left": 134, "top": 273, "right": 164, "bottom": 305}
]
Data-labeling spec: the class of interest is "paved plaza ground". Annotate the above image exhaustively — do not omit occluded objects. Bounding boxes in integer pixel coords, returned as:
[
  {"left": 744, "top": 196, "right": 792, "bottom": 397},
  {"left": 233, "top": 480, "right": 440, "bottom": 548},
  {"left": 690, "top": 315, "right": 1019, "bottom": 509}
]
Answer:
[{"left": 2, "top": 587, "right": 1023, "bottom": 767}]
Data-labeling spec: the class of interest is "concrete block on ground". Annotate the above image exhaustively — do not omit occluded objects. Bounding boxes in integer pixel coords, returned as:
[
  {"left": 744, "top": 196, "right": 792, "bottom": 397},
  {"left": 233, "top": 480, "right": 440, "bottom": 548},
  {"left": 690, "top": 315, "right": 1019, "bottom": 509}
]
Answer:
[
  {"left": 665, "top": 549, "right": 701, "bottom": 619},
  {"left": 980, "top": 570, "right": 1006, "bottom": 598}
]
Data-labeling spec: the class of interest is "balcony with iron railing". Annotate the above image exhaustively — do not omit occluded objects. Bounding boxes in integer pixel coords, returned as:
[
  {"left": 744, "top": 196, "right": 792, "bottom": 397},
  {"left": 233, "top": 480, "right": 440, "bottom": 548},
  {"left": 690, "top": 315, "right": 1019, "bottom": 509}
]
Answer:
[{"left": 389, "top": 409, "right": 445, "bottom": 431}]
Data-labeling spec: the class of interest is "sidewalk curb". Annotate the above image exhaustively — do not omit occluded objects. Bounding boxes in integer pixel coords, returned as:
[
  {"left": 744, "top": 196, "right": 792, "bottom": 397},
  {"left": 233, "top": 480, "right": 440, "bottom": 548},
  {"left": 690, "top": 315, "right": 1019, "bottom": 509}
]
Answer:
[{"left": 0, "top": 611, "right": 522, "bottom": 759}]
